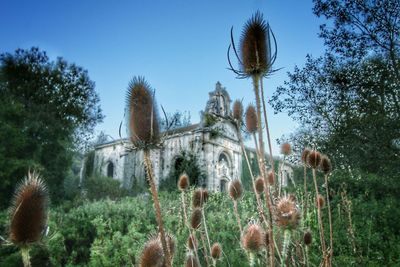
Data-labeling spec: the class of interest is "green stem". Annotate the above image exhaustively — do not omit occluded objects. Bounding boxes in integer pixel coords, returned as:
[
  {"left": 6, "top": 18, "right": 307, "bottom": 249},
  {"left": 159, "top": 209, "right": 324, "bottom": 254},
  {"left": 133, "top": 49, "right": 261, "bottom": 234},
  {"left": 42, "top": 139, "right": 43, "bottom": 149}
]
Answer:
[
  {"left": 281, "top": 229, "right": 291, "bottom": 267},
  {"left": 21, "top": 246, "right": 31, "bottom": 267}
]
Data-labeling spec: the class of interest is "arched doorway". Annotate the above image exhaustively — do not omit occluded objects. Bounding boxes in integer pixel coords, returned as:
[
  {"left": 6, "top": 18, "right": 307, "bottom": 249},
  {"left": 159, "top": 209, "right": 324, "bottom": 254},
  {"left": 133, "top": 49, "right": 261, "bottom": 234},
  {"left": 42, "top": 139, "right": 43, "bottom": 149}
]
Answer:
[
  {"left": 217, "top": 152, "right": 231, "bottom": 192},
  {"left": 107, "top": 161, "right": 114, "bottom": 178}
]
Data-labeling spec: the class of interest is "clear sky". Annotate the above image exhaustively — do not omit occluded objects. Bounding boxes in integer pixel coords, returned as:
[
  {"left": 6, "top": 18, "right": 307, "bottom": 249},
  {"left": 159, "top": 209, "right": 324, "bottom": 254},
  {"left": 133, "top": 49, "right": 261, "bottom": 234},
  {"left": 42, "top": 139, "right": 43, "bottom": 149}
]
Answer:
[{"left": 1, "top": 0, "right": 326, "bottom": 155}]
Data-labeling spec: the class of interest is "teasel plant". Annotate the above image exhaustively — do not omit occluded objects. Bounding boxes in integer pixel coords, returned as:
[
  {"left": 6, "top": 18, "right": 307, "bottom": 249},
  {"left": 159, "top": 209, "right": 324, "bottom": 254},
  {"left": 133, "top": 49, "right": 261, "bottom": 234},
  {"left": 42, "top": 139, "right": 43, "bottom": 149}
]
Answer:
[
  {"left": 301, "top": 148, "right": 311, "bottom": 222},
  {"left": 210, "top": 242, "right": 222, "bottom": 267},
  {"left": 179, "top": 174, "right": 200, "bottom": 264},
  {"left": 192, "top": 189, "right": 211, "bottom": 266},
  {"left": 242, "top": 222, "right": 265, "bottom": 267},
  {"left": 274, "top": 196, "right": 301, "bottom": 267},
  {"left": 228, "top": 179, "right": 244, "bottom": 235},
  {"left": 232, "top": 100, "right": 267, "bottom": 226},
  {"left": 126, "top": 76, "right": 172, "bottom": 267},
  {"left": 229, "top": 12, "right": 280, "bottom": 265},
  {"left": 307, "top": 150, "right": 329, "bottom": 266},
  {"left": 139, "top": 233, "right": 176, "bottom": 267},
  {"left": 320, "top": 155, "right": 334, "bottom": 266},
  {"left": 278, "top": 142, "right": 292, "bottom": 196},
  {"left": 5, "top": 171, "right": 49, "bottom": 267}
]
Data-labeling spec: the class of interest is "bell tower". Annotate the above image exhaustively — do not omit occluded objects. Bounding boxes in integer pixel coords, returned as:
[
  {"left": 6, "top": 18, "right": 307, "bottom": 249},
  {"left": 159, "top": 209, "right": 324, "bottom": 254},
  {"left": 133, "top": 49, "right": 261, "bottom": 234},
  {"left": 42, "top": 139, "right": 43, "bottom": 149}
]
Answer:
[{"left": 204, "top": 81, "right": 231, "bottom": 117}]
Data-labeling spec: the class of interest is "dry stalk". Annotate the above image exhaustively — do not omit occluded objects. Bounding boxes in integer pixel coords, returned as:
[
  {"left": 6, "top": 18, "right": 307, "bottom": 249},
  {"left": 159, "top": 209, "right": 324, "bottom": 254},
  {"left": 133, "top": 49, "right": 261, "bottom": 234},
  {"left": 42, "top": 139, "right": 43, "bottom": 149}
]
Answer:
[
  {"left": 144, "top": 150, "right": 171, "bottom": 267},
  {"left": 324, "top": 174, "right": 333, "bottom": 266},
  {"left": 181, "top": 192, "right": 200, "bottom": 263}
]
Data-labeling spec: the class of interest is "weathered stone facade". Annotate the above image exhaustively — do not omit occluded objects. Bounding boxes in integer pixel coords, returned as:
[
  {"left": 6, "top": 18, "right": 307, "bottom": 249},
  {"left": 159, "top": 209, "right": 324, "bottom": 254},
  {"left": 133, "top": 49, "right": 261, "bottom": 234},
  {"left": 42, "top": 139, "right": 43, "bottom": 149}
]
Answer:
[{"left": 93, "top": 82, "right": 291, "bottom": 192}]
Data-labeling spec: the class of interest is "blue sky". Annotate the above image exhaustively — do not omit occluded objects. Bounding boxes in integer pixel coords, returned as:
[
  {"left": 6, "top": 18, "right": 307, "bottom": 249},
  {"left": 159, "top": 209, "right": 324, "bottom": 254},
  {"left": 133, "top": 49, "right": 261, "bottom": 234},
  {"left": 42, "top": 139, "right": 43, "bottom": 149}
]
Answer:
[{"left": 1, "top": 0, "right": 326, "bottom": 155}]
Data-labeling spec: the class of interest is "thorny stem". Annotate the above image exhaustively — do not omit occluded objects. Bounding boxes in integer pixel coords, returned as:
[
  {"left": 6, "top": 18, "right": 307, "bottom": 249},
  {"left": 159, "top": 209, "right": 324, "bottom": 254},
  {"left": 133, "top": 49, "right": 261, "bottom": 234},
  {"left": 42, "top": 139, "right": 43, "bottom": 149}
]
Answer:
[
  {"left": 182, "top": 192, "right": 200, "bottom": 263},
  {"left": 232, "top": 200, "right": 243, "bottom": 236},
  {"left": 260, "top": 78, "right": 276, "bottom": 190},
  {"left": 281, "top": 229, "right": 291, "bottom": 267},
  {"left": 278, "top": 155, "right": 286, "bottom": 197},
  {"left": 253, "top": 75, "right": 275, "bottom": 267},
  {"left": 202, "top": 208, "right": 212, "bottom": 259},
  {"left": 199, "top": 229, "right": 210, "bottom": 267},
  {"left": 144, "top": 150, "right": 172, "bottom": 267},
  {"left": 237, "top": 124, "right": 268, "bottom": 226},
  {"left": 312, "top": 168, "right": 327, "bottom": 266},
  {"left": 324, "top": 174, "right": 333, "bottom": 267},
  {"left": 21, "top": 246, "right": 31, "bottom": 267},
  {"left": 303, "top": 165, "right": 308, "bottom": 222}
]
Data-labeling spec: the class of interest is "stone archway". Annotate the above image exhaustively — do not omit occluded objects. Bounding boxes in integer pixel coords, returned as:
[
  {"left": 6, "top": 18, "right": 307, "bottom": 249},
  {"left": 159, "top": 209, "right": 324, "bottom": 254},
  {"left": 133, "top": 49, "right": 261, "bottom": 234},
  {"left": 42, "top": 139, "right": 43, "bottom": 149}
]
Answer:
[{"left": 217, "top": 152, "right": 232, "bottom": 191}]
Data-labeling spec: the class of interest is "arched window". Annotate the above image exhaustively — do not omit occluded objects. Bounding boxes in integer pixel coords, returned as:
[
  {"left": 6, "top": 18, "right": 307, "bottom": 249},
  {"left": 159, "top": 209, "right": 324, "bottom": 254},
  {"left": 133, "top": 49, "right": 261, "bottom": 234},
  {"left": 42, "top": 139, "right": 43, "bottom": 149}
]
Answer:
[
  {"left": 220, "top": 179, "right": 227, "bottom": 192},
  {"left": 107, "top": 162, "right": 114, "bottom": 178}
]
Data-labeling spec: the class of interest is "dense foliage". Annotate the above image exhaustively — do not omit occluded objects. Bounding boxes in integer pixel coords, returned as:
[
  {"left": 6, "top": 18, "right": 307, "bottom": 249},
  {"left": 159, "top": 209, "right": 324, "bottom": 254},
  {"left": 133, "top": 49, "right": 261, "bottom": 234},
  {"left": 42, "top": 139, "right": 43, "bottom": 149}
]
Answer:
[
  {"left": 1, "top": 169, "right": 399, "bottom": 266},
  {"left": 0, "top": 48, "right": 103, "bottom": 206}
]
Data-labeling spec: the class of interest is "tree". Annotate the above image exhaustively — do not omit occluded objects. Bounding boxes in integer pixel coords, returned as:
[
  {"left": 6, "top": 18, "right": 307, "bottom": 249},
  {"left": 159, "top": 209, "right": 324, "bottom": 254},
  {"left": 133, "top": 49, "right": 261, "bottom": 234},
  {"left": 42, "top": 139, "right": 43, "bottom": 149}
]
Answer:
[
  {"left": 0, "top": 47, "right": 103, "bottom": 205},
  {"left": 270, "top": 0, "right": 400, "bottom": 174}
]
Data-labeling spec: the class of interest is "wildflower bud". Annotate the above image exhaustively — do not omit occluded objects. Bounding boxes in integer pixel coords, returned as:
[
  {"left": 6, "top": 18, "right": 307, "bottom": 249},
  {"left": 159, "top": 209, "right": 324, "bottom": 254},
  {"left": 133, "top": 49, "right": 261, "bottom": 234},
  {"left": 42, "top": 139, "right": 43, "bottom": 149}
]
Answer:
[
  {"left": 307, "top": 151, "right": 321, "bottom": 169},
  {"left": 140, "top": 237, "right": 164, "bottom": 267},
  {"left": 242, "top": 223, "right": 264, "bottom": 252},
  {"left": 229, "top": 179, "right": 243, "bottom": 200},
  {"left": 211, "top": 242, "right": 222, "bottom": 260},
  {"left": 127, "top": 76, "right": 159, "bottom": 147},
  {"left": 275, "top": 196, "right": 301, "bottom": 229},
  {"left": 187, "top": 234, "right": 197, "bottom": 251},
  {"left": 301, "top": 148, "right": 311, "bottom": 164},
  {"left": 303, "top": 230, "right": 312, "bottom": 246},
  {"left": 320, "top": 155, "right": 332, "bottom": 175},
  {"left": 280, "top": 142, "right": 291, "bottom": 156},
  {"left": 9, "top": 171, "right": 49, "bottom": 245},
  {"left": 190, "top": 208, "right": 202, "bottom": 229},
  {"left": 267, "top": 171, "right": 275, "bottom": 185},
  {"left": 178, "top": 173, "right": 189, "bottom": 191},
  {"left": 245, "top": 105, "right": 258, "bottom": 133},
  {"left": 233, "top": 100, "right": 243, "bottom": 122},
  {"left": 316, "top": 194, "right": 325, "bottom": 208},
  {"left": 255, "top": 176, "right": 264, "bottom": 194},
  {"left": 192, "top": 188, "right": 208, "bottom": 208}
]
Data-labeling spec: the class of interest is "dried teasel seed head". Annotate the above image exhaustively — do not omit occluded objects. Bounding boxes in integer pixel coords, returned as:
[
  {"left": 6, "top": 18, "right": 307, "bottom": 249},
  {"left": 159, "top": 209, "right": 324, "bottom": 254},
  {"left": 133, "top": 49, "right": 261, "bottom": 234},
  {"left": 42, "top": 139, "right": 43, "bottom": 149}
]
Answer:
[
  {"left": 164, "top": 233, "right": 176, "bottom": 260},
  {"left": 185, "top": 254, "right": 200, "bottom": 267},
  {"left": 178, "top": 173, "right": 189, "bottom": 191},
  {"left": 190, "top": 208, "right": 202, "bottom": 229},
  {"left": 319, "top": 155, "right": 332, "bottom": 175},
  {"left": 275, "top": 196, "right": 301, "bottom": 229},
  {"left": 288, "top": 194, "right": 296, "bottom": 202},
  {"left": 233, "top": 100, "right": 243, "bottom": 122},
  {"left": 187, "top": 234, "right": 197, "bottom": 251},
  {"left": 245, "top": 105, "right": 258, "bottom": 134},
  {"left": 267, "top": 171, "right": 275, "bottom": 185},
  {"left": 211, "top": 242, "right": 222, "bottom": 260},
  {"left": 140, "top": 237, "right": 164, "bottom": 267},
  {"left": 9, "top": 171, "right": 49, "bottom": 246},
  {"left": 280, "top": 142, "right": 292, "bottom": 156},
  {"left": 303, "top": 230, "right": 312, "bottom": 246},
  {"left": 240, "top": 11, "right": 271, "bottom": 76},
  {"left": 242, "top": 223, "right": 264, "bottom": 252},
  {"left": 126, "top": 76, "right": 160, "bottom": 147},
  {"left": 301, "top": 148, "right": 311, "bottom": 165},
  {"left": 229, "top": 179, "right": 243, "bottom": 200},
  {"left": 192, "top": 188, "right": 208, "bottom": 208},
  {"left": 316, "top": 194, "right": 325, "bottom": 208},
  {"left": 255, "top": 176, "right": 265, "bottom": 194},
  {"left": 307, "top": 150, "right": 321, "bottom": 169}
]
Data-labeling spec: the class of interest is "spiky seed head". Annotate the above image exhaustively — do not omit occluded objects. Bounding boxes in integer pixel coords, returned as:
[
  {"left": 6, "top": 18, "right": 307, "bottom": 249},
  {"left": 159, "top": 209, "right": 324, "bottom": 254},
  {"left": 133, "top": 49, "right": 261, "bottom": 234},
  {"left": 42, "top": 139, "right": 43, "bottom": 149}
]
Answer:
[
  {"left": 288, "top": 194, "right": 296, "bottom": 202},
  {"left": 9, "top": 171, "right": 49, "bottom": 246},
  {"left": 140, "top": 237, "right": 164, "bottom": 267},
  {"left": 229, "top": 179, "right": 243, "bottom": 200},
  {"left": 320, "top": 155, "right": 332, "bottom": 175},
  {"left": 307, "top": 150, "right": 321, "bottom": 169},
  {"left": 301, "top": 148, "right": 311, "bottom": 165},
  {"left": 192, "top": 188, "right": 208, "bottom": 208},
  {"left": 255, "top": 176, "right": 265, "bottom": 194},
  {"left": 233, "top": 100, "right": 244, "bottom": 122},
  {"left": 187, "top": 234, "right": 197, "bottom": 251},
  {"left": 267, "top": 171, "right": 275, "bottom": 185},
  {"left": 240, "top": 11, "right": 271, "bottom": 76},
  {"left": 275, "top": 196, "right": 301, "bottom": 229},
  {"left": 316, "top": 194, "right": 325, "bottom": 208},
  {"left": 178, "top": 173, "right": 189, "bottom": 191},
  {"left": 165, "top": 233, "right": 176, "bottom": 260},
  {"left": 126, "top": 76, "right": 160, "bottom": 147},
  {"left": 211, "top": 242, "right": 222, "bottom": 260},
  {"left": 245, "top": 105, "right": 258, "bottom": 133},
  {"left": 190, "top": 208, "right": 202, "bottom": 229},
  {"left": 303, "top": 230, "right": 312, "bottom": 246},
  {"left": 280, "top": 142, "right": 292, "bottom": 156},
  {"left": 185, "top": 254, "right": 200, "bottom": 267},
  {"left": 242, "top": 223, "right": 264, "bottom": 252}
]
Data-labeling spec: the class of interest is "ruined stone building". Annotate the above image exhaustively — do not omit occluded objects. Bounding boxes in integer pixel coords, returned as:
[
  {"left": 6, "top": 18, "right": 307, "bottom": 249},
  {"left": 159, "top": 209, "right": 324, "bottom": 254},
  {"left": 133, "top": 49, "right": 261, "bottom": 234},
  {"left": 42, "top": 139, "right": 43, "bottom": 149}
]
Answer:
[{"left": 93, "top": 82, "right": 293, "bottom": 192}]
